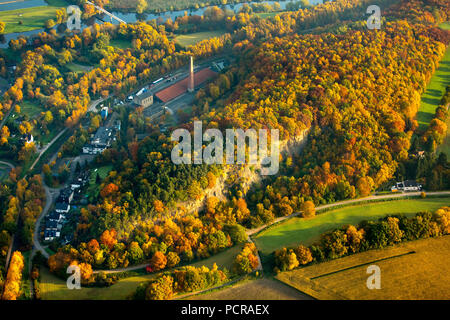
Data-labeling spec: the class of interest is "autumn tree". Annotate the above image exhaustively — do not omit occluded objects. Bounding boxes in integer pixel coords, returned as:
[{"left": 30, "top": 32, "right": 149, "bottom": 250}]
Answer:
[
  {"left": 166, "top": 251, "right": 180, "bottom": 268},
  {"left": 301, "top": 201, "right": 315, "bottom": 218},
  {"left": 356, "top": 176, "right": 373, "bottom": 197},
  {"left": 146, "top": 275, "right": 174, "bottom": 300},
  {"left": 150, "top": 251, "right": 167, "bottom": 271},
  {"left": 2, "top": 251, "right": 24, "bottom": 300},
  {"left": 273, "top": 248, "right": 299, "bottom": 272},
  {"left": 294, "top": 245, "right": 313, "bottom": 265},
  {"left": 100, "top": 229, "right": 117, "bottom": 250}
]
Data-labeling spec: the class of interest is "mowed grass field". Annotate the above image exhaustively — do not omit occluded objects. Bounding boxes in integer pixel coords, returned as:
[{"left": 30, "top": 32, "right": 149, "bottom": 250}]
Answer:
[
  {"left": 416, "top": 45, "right": 450, "bottom": 130},
  {"left": 186, "top": 277, "right": 313, "bottom": 300},
  {"left": 65, "top": 62, "right": 93, "bottom": 74},
  {"left": 254, "top": 197, "right": 450, "bottom": 257},
  {"left": 39, "top": 244, "right": 242, "bottom": 300},
  {"left": 0, "top": 0, "right": 67, "bottom": 34},
  {"left": 438, "top": 103, "right": 450, "bottom": 157},
  {"left": 255, "top": 12, "right": 281, "bottom": 19},
  {"left": 109, "top": 39, "right": 132, "bottom": 49},
  {"left": 439, "top": 21, "right": 450, "bottom": 31},
  {"left": 175, "top": 30, "right": 226, "bottom": 47},
  {"left": 15, "top": 99, "right": 44, "bottom": 119},
  {"left": 436, "top": 22, "right": 450, "bottom": 156},
  {"left": 277, "top": 235, "right": 450, "bottom": 300},
  {"left": 39, "top": 267, "right": 156, "bottom": 300}
]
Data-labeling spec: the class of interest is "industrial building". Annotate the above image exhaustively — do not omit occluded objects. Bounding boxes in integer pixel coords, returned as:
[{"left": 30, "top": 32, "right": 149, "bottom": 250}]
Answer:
[
  {"left": 154, "top": 56, "right": 218, "bottom": 103},
  {"left": 155, "top": 68, "right": 218, "bottom": 103},
  {"left": 134, "top": 90, "right": 154, "bottom": 108}
]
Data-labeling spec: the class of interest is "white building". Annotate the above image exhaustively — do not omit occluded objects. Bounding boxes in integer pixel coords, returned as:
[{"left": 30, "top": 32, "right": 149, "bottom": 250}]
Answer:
[{"left": 391, "top": 180, "right": 422, "bottom": 192}]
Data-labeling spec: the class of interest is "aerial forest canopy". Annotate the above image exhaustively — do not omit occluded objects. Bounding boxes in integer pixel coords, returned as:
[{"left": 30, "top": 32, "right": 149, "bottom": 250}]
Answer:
[{"left": 0, "top": 0, "right": 449, "bottom": 279}]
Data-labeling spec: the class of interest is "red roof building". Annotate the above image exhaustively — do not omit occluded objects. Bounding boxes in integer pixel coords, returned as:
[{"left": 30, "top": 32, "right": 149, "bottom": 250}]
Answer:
[{"left": 155, "top": 68, "right": 218, "bottom": 103}]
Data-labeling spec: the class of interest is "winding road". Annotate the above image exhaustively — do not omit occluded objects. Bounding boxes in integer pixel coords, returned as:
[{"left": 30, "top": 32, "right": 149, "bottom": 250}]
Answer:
[
  {"left": 35, "top": 190, "right": 448, "bottom": 275},
  {"left": 0, "top": 160, "right": 15, "bottom": 170},
  {"left": 31, "top": 184, "right": 52, "bottom": 260}
]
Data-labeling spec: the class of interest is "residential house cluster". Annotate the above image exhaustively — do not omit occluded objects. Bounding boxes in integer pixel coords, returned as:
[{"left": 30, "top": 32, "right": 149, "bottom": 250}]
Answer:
[
  {"left": 44, "top": 187, "right": 74, "bottom": 241},
  {"left": 70, "top": 170, "right": 89, "bottom": 191},
  {"left": 44, "top": 170, "right": 90, "bottom": 242},
  {"left": 82, "top": 126, "right": 118, "bottom": 155}
]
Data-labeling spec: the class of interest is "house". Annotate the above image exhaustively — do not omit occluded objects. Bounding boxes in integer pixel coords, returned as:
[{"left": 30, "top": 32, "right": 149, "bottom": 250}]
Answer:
[
  {"left": 134, "top": 91, "right": 154, "bottom": 109},
  {"left": 55, "top": 202, "right": 70, "bottom": 214},
  {"left": 48, "top": 211, "right": 63, "bottom": 222},
  {"left": 71, "top": 171, "right": 89, "bottom": 190},
  {"left": 83, "top": 126, "right": 114, "bottom": 154},
  {"left": 21, "top": 134, "right": 34, "bottom": 145},
  {"left": 414, "top": 151, "right": 425, "bottom": 159},
  {"left": 44, "top": 209, "right": 65, "bottom": 242},
  {"left": 391, "top": 180, "right": 422, "bottom": 192},
  {"left": 44, "top": 229, "right": 60, "bottom": 241},
  {"left": 212, "top": 60, "right": 227, "bottom": 72},
  {"left": 57, "top": 187, "right": 74, "bottom": 204},
  {"left": 46, "top": 220, "right": 58, "bottom": 231},
  {"left": 155, "top": 68, "right": 218, "bottom": 103},
  {"left": 55, "top": 187, "right": 72, "bottom": 214}
]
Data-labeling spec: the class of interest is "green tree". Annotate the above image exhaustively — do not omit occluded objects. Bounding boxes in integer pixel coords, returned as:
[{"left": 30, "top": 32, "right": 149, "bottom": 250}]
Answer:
[
  {"left": 128, "top": 242, "right": 144, "bottom": 264},
  {"left": 146, "top": 275, "right": 173, "bottom": 300},
  {"left": 301, "top": 201, "right": 315, "bottom": 218},
  {"left": 136, "top": 0, "right": 148, "bottom": 14},
  {"left": 223, "top": 224, "right": 247, "bottom": 244}
]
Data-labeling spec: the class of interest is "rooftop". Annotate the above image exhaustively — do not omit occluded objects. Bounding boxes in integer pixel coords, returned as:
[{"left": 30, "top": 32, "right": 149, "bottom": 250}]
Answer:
[
  {"left": 92, "top": 127, "right": 113, "bottom": 146},
  {"left": 155, "top": 68, "right": 218, "bottom": 103},
  {"left": 55, "top": 202, "right": 70, "bottom": 210},
  {"left": 135, "top": 90, "right": 153, "bottom": 100}
]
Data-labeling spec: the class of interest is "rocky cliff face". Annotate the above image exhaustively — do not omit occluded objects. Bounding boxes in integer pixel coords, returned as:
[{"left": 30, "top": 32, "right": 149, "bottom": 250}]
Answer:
[
  {"left": 178, "top": 129, "right": 310, "bottom": 214},
  {"left": 182, "top": 169, "right": 229, "bottom": 214},
  {"left": 280, "top": 129, "right": 310, "bottom": 158}
]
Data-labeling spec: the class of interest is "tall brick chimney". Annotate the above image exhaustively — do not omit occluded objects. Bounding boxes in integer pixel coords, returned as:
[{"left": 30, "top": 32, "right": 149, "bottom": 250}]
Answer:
[{"left": 188, "top": 56, "right": 194, "bottom": 92}]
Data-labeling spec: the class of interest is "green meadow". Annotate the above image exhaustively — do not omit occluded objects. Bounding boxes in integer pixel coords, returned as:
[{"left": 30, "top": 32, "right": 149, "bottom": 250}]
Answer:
[
  {"left": 416, "top": 44, "right": 450, "bottom": 130},
  {"left": 0, "top": 0, "right": 67, "bottom": 34},
  {"left": 254, "top": 197, "right": 450, "bottom": 257},
  {"left": 39, "top": 244, "right": 243, "bottom": 300},
  {"left": 175, "top": 30, "right": 226, "bottom": 47}
]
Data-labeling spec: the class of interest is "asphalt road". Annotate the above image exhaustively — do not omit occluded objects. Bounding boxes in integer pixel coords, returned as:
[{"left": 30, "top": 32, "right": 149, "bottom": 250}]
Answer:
[
  {"left": 31, "top": 183, "right": 53, "bottom": 261},
  {"left": 0, "top": 160, "right": 14, "bottom": 170},
  {"left": 78, "top": 191, "right": 450, "bottom": 274}
]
